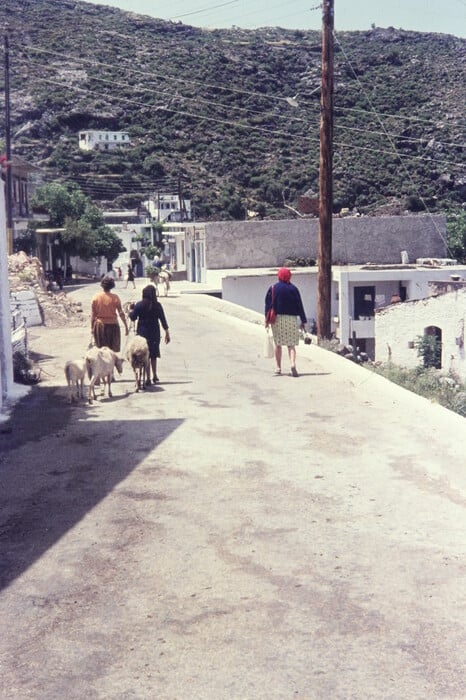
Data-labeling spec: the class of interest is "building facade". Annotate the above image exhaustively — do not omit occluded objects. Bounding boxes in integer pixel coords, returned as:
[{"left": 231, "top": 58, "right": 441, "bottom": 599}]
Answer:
[
  {"left": 375, "top": 283, "right": 466, "bottom": 380},
  {"left": 144, "top": 193, "right": 191, "bottom": 224},
  {"left": 78, "top": 130, "right": 131, "bottom": 151}
]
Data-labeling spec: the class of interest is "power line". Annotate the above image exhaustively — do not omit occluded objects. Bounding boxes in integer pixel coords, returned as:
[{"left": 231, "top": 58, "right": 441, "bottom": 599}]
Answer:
[
  {"left": 18, "top": 35, "right": 466, "bottom": 130},
  {"left": 19, "top": 43, "right": 465, "bottom": 135},
  {"left": 334, "top": 30, "right": 455, "bottom": 254},
  {"left": 24, "top": 73, "right": 464, "bottom": 172},
  {"left": 170, "top": 0, "right": 239, "bottom": 20},
  {"left": 18, "top": 52, "right": 465, "bottom": 162}
]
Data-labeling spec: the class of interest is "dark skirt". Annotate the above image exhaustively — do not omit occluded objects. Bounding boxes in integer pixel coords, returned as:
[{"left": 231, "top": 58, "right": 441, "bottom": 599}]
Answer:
[
  {"left": 146, "top": 336, "right": 161, "bottom": 359},
  {"left": 93, "top": 321, "right": 121, "bottom": 352}
]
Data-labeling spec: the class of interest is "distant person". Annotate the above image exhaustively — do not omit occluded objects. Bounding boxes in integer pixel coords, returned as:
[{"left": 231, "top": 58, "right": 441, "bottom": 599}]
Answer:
[
  {"left": 91, "top": 276, "right": 129, "bottom": 352},
  {"left": 54, "top": 267, "right": 64, "bottom": 290},
  {"left": 129, "top": 284, "right": 170, "bottom": 384},
  {"left": 125, "top": 263, "right": 136, "bottom": 289},
  {"left": 107, "top": 267, "right": 116, "bottom": 280},
  {"left": 264, "top": 267, "right": 307, "bottom": 377}
]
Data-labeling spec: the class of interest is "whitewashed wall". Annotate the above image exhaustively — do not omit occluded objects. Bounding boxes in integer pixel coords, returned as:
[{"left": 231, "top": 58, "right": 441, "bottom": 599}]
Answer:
[
  {"left": 375, "top": 289, "right": 466, "bottom": 380},
  {"left": 0, "top": 184, "right": 14, "bottom": 409}
]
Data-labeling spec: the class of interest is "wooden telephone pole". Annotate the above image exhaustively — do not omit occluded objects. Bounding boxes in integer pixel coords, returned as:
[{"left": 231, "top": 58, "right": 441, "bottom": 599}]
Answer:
[{"left": 317, "top": 0, "right": 334, "bottom": 339}]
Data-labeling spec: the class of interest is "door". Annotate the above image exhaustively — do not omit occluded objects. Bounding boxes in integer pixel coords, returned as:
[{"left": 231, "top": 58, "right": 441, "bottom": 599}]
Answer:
[{"left": 354, "top": 286, "right": 375, "bottom": 320}]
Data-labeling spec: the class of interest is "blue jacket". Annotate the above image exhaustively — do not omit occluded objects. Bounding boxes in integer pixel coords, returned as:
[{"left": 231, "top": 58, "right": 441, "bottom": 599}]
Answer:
[{"left": 265, "top": 281, "right": 307, "bottom": 325}]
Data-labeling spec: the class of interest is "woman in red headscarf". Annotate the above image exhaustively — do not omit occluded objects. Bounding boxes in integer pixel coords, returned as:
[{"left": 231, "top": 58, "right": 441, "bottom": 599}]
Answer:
[{"left": 264, "top": 267, "right": 307, "bottom": 377}]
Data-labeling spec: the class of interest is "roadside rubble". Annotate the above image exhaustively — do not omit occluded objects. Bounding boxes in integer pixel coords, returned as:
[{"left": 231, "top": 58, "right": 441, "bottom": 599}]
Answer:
[
  {"left": 8, "top": 251, "right": 87, "bottom": 328},
  {"left": 8, "top": 251, "right": 88, "bottom": 385}
]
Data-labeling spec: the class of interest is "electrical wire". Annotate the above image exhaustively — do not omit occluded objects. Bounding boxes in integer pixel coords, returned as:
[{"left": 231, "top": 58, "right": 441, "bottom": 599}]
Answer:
[
  {"left": 334, "top": 30, "right": 457, "bottom": 254},
  {"left": 18, "top": 52, "right": 465, "bottom": 162},
  {"left": 6, "top": 13, "right": 463, "bottom": 216},
  {"left": 169, "top": 0, "right": 239, "bottom": 20},
  {"left": 18, "top": 36, "right": 466, "bottom": 129},
  {"left": 22, "top": 72, "right": 464, "bottom": 173}
]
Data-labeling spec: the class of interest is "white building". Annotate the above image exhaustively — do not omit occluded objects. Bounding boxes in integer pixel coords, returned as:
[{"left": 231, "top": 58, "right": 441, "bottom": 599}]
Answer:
[
  {"left": 375, "top": 281, "right": 466, "bottom": 380},
  {"left": 78, "top": 130, "right": 131, "bottom": 152},
  {"left": 216, "top": 263, "right": 466, "bottom": 358},
  {"left": 177, "top": 215, "right": 466, "bottom": 360},
  {"left": 102, "top": 210, "right": 154, "bottom": 276},
  {"left": 144, "top": 193, "right": 191, "bottom": 223}
]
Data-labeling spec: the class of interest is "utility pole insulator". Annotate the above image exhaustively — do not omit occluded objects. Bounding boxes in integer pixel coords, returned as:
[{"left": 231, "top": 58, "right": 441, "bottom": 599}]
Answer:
[{"left": 317, "top": 0, "right": 334, "bottom": 340}]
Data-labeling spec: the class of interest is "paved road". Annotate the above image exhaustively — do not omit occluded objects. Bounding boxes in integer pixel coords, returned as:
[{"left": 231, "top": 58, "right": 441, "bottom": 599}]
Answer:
[{"left": 1, "top": 279, "right": 466, "bottom": 699}]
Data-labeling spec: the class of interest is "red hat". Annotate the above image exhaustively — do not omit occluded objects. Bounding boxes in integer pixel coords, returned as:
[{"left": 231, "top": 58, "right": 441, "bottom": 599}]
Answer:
[{"left": 278, "top": 267, "right": 291, "bottom": 282}]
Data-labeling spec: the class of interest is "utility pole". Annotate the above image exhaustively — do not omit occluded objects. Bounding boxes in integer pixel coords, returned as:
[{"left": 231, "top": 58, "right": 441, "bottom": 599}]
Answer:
[
  {"left": 4, "top": 34, "right": 13, "bottom": 255},
  {"left": 317, "top": 0, "right": 334, "bottom": 339}
]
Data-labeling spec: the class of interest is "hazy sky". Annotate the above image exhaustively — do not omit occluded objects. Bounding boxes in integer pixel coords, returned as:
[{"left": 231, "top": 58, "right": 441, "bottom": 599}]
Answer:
[{"left": 87, "top": 0, "right": 465, "bottom": 36}]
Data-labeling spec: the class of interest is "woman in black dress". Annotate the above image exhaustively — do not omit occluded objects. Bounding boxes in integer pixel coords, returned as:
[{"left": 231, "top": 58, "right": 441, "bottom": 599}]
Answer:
[
  {"left": 125, "top": 263, "right": 136, "bottom": 289},
  {"left": 129, "top": 285, "right": 170, "bottom": 383}
]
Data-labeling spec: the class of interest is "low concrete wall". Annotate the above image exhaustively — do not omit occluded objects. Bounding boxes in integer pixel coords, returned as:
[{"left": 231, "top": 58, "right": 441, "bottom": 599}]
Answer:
[{"left": 204, "top": 215, "right": 447, "bottom": 269}]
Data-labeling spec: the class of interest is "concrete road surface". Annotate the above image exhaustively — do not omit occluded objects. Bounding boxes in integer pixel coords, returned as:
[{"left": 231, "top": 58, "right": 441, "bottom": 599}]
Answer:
[{"left": 1, "top": 279, "right": 466, "bottom": 700}]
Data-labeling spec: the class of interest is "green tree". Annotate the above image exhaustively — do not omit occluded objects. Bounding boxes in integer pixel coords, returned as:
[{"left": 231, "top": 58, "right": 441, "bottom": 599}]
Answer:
[
  {"left": 447, "top": 210, "right": 466, "bottom": 263},
  {"left": 32, "top": 182, "right": 125, "bottom": 264},
  {"left": 32, "top": 182, "right": 87, "bottom": 226}
]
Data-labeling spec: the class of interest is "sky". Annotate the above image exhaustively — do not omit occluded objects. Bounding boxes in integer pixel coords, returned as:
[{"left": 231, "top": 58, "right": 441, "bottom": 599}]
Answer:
[{"left": 87, "top": 0, "right": 466, "bottom": 37}]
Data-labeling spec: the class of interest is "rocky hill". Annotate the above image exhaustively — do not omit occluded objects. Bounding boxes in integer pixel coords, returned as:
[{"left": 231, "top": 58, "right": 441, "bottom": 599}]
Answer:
[{"left": 1, "top": 0, "right": 465, "bottom": 220}]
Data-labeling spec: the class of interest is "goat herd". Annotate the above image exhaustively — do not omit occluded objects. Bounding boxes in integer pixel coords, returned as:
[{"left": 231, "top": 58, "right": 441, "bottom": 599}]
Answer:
[{"left": 64, "top": 306, "right": 152, "bottom": 404}]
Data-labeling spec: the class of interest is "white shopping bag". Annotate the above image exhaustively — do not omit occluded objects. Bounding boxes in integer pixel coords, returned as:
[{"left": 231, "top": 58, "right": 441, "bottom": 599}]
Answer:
[{"left": 263, "top": 328, "right": 274, "bottom": 358}]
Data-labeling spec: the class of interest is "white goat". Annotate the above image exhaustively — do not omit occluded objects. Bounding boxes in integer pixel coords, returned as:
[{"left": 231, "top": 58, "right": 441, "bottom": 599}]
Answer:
[
  {"left": 64, "top": 358, "right": 86, "bottom": 403},
  {"left": 85, "top": 346, "right": 124, "bottom": 403},
  {"left": 126, "top": 335, "right": 150, "bottom": 392}
]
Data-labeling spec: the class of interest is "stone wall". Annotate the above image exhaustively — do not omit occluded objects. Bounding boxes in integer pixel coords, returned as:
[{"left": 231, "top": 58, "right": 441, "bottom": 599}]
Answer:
[
  {"left": 375, "top": 288, "right": 466, "bottom": 380},
  {"left": 204, "top": 215, "right": 447, "bottom": 269}
]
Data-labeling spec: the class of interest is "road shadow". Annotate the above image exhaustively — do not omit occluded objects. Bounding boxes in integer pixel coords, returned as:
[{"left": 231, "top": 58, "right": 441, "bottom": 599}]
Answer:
[{"left": 0, "top": 383, "right": 183, "bottom": 591}]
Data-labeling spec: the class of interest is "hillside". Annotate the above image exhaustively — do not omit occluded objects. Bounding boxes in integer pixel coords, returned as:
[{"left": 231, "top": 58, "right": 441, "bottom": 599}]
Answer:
[{"left": 1, "top": 0, "right": 465, "bottom": 220}]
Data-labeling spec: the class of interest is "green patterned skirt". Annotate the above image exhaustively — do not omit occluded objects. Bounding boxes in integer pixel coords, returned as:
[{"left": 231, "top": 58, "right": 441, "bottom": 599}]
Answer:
[{"left": 272, "top": 315, "right": 299, "bottom": 347}]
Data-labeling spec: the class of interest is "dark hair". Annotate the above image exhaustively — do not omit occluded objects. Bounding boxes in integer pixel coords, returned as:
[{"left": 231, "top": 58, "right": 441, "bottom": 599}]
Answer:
[
  {"left": 101, "top": 277, "right": 115, "bottom": 291},
  {"left": 141, "top": 284, "right": 157, "bottom": 310}
]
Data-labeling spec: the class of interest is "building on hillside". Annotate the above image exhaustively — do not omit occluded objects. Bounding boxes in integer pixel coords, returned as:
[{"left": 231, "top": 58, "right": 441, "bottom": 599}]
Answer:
[
  {"left": 144, "top": 193, "right": 191, "bottom": 223},
  {"left": 375, "top": 279, "right": 466, "bottom": 380},
  {"left": 78, "top": 130, "right": 131, "bottom": 151}
]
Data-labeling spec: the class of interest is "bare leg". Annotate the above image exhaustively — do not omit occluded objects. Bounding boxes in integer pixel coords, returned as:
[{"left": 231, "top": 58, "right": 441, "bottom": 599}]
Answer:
[
  {"left": 288, "top": 346, "right": 298, "bottom": 376},
  {"left": 274, "top": 345, "right": 282, "bottom": 373}
]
